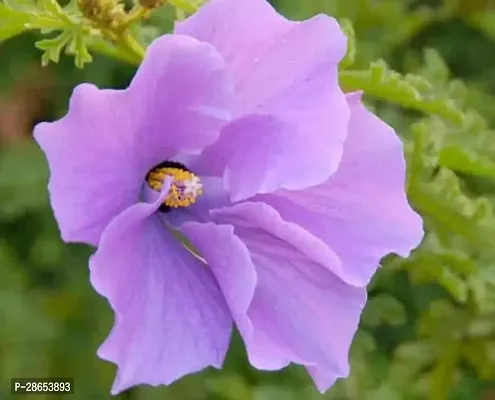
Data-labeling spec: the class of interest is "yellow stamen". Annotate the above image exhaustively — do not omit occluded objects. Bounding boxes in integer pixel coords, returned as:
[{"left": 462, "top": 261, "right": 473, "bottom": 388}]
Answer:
[{"left": 146, "top": 167, "right": 202, "bottom": 208}]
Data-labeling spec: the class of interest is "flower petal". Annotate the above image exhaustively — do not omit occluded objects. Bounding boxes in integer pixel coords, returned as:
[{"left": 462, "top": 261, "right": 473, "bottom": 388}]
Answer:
[
  {"left": 176, "top": 0, "right": 346, "bottom": 116},
  {"left": 306, "top": 369, "right": 339, "bottom": 393},
  {"left": 260, "top": 92, "right": 424, "bottom": 286},
  {"left": 179, "top": 222, "right": 257, "bottom": 337},
  {"left": 180, "top": 0, "right": 350, "bottom": 199},
  {"left": 128, "top": 34, "right": 233, "bottom": 157},
  {"left": 90, "top": 188, "right": 232, "bottom": 395},
  {"left": 34, "top": 85, "right": 142, "bottom": 246},
  {"left": 211, "top": 200, "right": 347, "bottom": 282},
  {"left": 35, "top": 34, "right": 232, "bottom": 246},
  {"left": 211, "top": 202, "right": 366, "bottom": 388}
]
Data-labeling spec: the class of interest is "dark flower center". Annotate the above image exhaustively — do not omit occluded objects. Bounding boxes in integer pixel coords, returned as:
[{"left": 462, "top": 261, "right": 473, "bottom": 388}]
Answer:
[{"left": 145, "top": 161, "right": 203, "bottom": 213}]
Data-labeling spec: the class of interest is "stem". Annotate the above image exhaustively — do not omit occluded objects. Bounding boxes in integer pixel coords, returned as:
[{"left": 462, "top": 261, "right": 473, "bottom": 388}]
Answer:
[
  {"left": 120, "top": 5, "right": 150, "bottom": 28},
  {"left": 118, "top": 32, "right": 145, "bottom": 62},
  {"left": 87, "top": 36, "right": 142, "bottom": 65}
]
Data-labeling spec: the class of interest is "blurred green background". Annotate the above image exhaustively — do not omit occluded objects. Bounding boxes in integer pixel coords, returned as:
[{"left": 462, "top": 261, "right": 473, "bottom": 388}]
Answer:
[{"left": 1, "top": 0, "right": 495, "bottom": 399}]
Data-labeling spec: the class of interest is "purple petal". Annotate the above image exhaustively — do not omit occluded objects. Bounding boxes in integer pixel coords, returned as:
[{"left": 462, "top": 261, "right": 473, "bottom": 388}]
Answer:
[
  {"left": 90, "top": 187, "right": 232, "bottom": 395},
  {"left": 260, "top": 92, "right": 424, "bottom": 286},
  {"left": 211, "top": 200, "right": 348, "bottom": 283},
  {"left": 34, "top": 35, "right": 232, "bottom": 246},
  {"left": 179, "top": 222, "right": 257, "bottom": 337},
  {"left": 176, "top": 0, "right": 346, "bottom": 116},
  {"left": 175, "top": 0, "right": 288, "bottom": 115},
  {"left": 306, "top": 369, "right": 339, "bottom": 393},
  {"left": 211, "top": 202, "right": 366, "bottom": 388},
  {"left": 180, "top": 0, "right": 350, "bottom": 199},
  {"left": 34, "top": 85, "right": 142, "bottom": 245},
  {"left": 128, "top": 34, "right": 233, "bottom": 158}
]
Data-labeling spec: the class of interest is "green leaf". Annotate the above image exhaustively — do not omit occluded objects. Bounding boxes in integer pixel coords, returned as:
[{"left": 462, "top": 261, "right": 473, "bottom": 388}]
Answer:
[
  {"left": 35, "top": 30, "right": 71, "bottom": 65},
  {"left": 439, "top": 269, "right": 468, "bottom": 303},
  {"left": 0, "top": 0, "right": 69, "bottom": 42},
  {"left": 467, "top": 266, "right": 495, "bottom": 313},
  {"left": 409, "top": 169, "right": 495, "bottom": 251},
  {"left": 339, "top": 18, "right": 356, "bottom": 69},
  {"left": 362, "top": 294, "right": 407, "bottom": 327},
  {"left": 428, "top": 339, "right": 460, "bottom": 400},
  {"left": 339, "top": 60, "right": 464, "bottom": 124},
  {"left": 439, "top": 145, "right": 495, "bottom": 178},
  {"left": 167, "top": 0, "right": 199, "bottom": 13},
  {"left": 0, "top": 0, "right": 97, "bottom": 67},
  {"left": 37, "top": 0, "right": 64, "bottom": 16},
  {"left": 3, "top": 0, "right": 38, "bottom": 11},
  {"left": 420, "top": 48, "right": 450, "bottom": 85},
  {"left": 394, "top": 341, "right": 436, "bottom": 373},
  {"left": 75, "top": 37, "right": 93, "bottom": 68},
  {"left": 0, "top": 3, "right": 31, "bottom": 42},
  {"left": 85, "top": 35, "right": 140, "bottom": 65},
  {"left": 134, "top": 25, "right": 161, "bottom": 47},
  {"left": 466, "top": 12, "right": 495, "bottom": 43},
  {"left": 66, "top": 30, "right": 92, "bottom": 68}
]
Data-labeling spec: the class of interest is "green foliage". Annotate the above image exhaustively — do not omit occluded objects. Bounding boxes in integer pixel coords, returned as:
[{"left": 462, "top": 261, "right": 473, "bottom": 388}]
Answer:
[
  {"left": 0, "top": 0, "right": 96, "bottom": 67},
  {"left": 1, "top": 0, "right": 495, "bottom": 400},
  {"left": 168, "top": 0, "right": 203, "bottom": 13},
  {"left": 339, "top": 51, "right": 464, "bottom": 124},
  {"left": 0, "top": 0, "right": 204, "bottom": 67}
]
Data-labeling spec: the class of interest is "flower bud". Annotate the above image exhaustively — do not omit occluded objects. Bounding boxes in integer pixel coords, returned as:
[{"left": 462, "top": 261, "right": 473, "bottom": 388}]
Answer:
[
  {"left": 78, "top": 0, "right": 126, "bottom": 25},
  {"left": 139, "top": 0, "right": 166, "bottom": 10}
]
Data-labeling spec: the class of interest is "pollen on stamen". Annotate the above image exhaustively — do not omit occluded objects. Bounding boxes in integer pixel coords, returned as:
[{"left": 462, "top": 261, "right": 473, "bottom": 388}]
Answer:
[{"left": 146, "top": 166, "right": 203, "bottom": 210}]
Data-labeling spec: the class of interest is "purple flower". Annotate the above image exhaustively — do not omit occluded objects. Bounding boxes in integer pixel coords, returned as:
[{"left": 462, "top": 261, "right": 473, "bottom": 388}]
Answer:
[{"left": 34, "top": 0, "right": 423, "bottom": 395}]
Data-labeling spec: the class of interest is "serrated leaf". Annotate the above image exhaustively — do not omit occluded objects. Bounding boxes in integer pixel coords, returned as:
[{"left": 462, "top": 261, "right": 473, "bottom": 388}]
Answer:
[
  {"left": 71, "top": 31, "right": 92, "bottom": 68},
  {"left": 0, "top": 3, "right": 32, "bottom": 42},
  {"left": 37, "top": 0, "right": 63, "bottom": 15},
  {"left": 339, "top": 60, "right": 464, "bottom": 124},
  {"left": 409, "top": 169, "right": 495, "bottom": 250},
  {"left": 25, "top": 13, "right": 66, "bottom": 30},
  {"left": 63, "top": 0, "right": 79, "bottom": 13},
  {"left": 422, "top": 48, "right": 450, "bottom": 84},
  {"left": 3, "top": 0, "right": 36, "bottom": 11},
  {"left": 0, "top": 0, "right": 68, "bottom": 42},
  {"left": 339, "top": 18, "right": 356, "bottom": 69},
  {"left": 439, "top": 145, "right": 495, "bottom": 178},
  {"left": 404, "top": 241, "right": 477, "bottom": 303},
  {"left": 35, "top": 30, "right": 71, "bottom": 65}
]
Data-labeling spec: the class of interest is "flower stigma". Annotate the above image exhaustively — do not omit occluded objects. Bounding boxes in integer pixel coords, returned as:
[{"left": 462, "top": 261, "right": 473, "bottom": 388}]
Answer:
[{"left": 146, "top": 161, "right": 202, "bottom": 213}]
